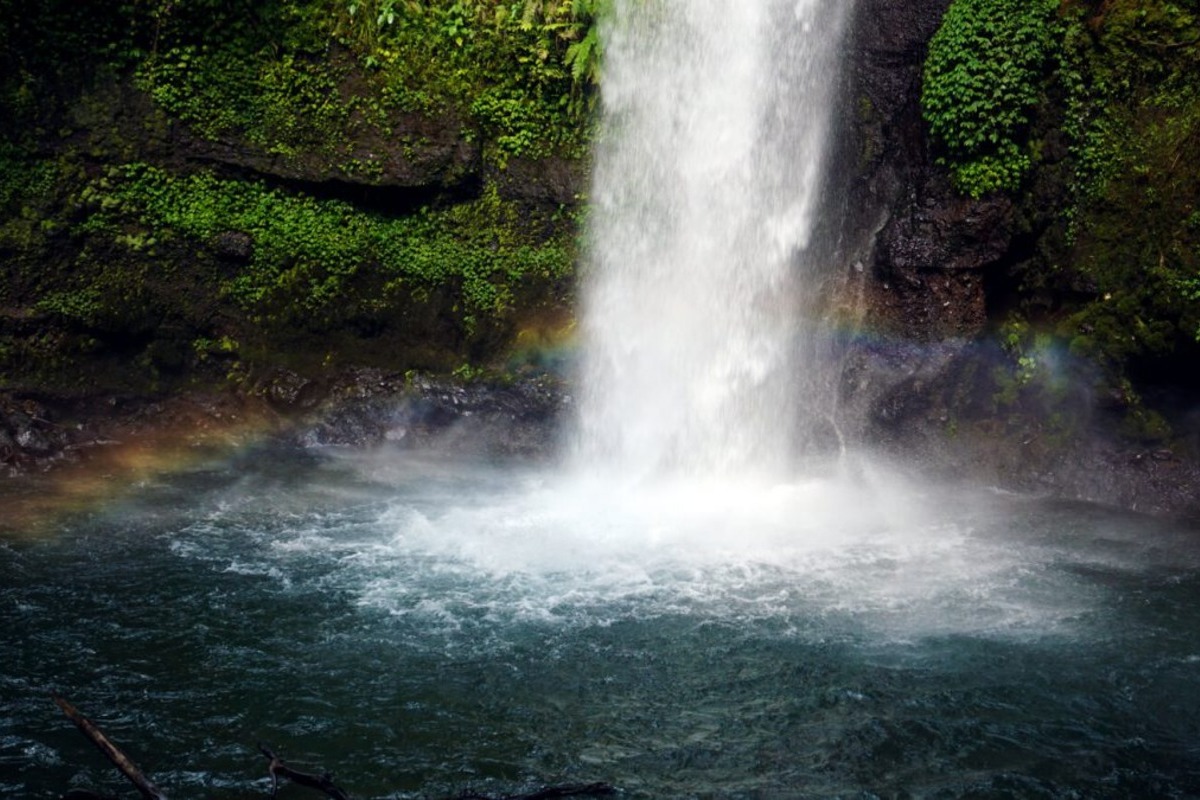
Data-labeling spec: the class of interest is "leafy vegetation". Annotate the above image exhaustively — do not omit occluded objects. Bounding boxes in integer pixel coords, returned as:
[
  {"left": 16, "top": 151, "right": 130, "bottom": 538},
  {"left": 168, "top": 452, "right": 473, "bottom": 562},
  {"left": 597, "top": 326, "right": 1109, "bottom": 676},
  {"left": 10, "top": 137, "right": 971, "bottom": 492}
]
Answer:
[
  {"left": 126, "top": 0, "right": 608, "bottom": 163},
  {"left": 0, "top": 144, "right": 59, "bottom": 237},
  {"left": 80, "top": 163, "right": 574, "bottom": 330},
  {"left": 921, "top": 0, "right": 1059, "bottom": 198},
  {"left": 0, "top": 0, "right": 594, "bottom": 389},
  {"left": 922, "top": 0, "right": 1200, "bottom": 441},
  {"left": 4, "top": 0, "right": 1195, "bottom": 449},
  {"left": 1051, "top": 1, "right": 1200, "bottom": 376},
  {"left": 0, "top": 0, "right": 608, "bottom": 168}
]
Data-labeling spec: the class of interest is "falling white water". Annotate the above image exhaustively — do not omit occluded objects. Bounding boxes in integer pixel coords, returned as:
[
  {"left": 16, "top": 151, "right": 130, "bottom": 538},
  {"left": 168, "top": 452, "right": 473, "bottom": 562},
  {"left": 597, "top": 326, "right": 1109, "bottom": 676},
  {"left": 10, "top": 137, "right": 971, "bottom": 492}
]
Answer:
[{"left": 575, "top": 0, "right": 853, "bottom": 481}]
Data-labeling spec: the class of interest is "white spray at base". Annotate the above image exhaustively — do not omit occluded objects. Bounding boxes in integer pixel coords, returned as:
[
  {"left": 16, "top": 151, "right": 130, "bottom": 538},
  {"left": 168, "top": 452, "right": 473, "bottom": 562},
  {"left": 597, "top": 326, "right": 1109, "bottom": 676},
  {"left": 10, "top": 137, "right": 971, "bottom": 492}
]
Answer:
[
  {"left": 573, "top": 0, "right": 855, "bottom": 481},
  {"left": 335, "top": 1, "right": 1113, "bottom": 639}
]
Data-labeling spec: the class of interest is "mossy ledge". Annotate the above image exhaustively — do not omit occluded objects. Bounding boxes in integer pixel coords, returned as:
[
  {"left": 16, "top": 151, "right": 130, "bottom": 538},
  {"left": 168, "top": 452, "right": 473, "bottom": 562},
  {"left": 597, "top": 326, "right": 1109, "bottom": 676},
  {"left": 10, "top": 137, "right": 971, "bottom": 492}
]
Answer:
[{"left": 0, "top": 1, "right": 593, "bottom": 398}]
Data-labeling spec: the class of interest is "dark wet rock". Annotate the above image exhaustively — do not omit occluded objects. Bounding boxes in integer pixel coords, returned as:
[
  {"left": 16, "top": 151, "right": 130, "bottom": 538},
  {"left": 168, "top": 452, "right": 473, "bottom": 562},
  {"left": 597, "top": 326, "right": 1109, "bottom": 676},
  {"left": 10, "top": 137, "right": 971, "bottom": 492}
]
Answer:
[
  {"left": 211, "top": 230, "right": 253, "bottom": 262},
  {"left": 826, "top": 0, "right": 1200, "bottom": 514},
  {"left": 65, "top": 75, "right": 482, "bottom": 199},
  {"left": 1, "top": 0, "right": 1195, "bottom": 521},
  {"left": 0, "top": 397, "right": 74, "bottom": 472},
  {"left": 0, "top": 389, "right": 268, "bottom": 475},
  {"left": 260, "top": 369, "right": 320, "bottom": 411},
  {"left": 2, "top": 363, "right": 1196, "bottom": 519},
  {"left": 287, "top": 370, "right": 569, "bottom": 459},
  {"left": 13, "top": 423, "right": 54, "bottom": 455},
  {"left": 845, "top": 0, "right": 1009, "bottom": 341},
  {"left": 60, "top": 72, "right": 580, "bottom": 218},
  {"left": 486, "top": 155, "right": 586, "bottom": 208},
  {"left": 183, "top": 109, "right": 482, "bottom": 195},
  {"left": 844, "top": 340, "right": 1200, "bottom": 519},
  {"left": 0, "top": 427, "right": 17, "bottom": 465}
]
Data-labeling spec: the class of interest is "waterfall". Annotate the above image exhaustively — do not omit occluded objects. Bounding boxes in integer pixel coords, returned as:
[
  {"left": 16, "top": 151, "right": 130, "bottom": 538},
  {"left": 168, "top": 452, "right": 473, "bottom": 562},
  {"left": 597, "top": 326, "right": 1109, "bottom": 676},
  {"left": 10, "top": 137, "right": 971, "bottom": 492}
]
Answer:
[{"left": 574, "top": 0, "right": 854, "bottom": 481}]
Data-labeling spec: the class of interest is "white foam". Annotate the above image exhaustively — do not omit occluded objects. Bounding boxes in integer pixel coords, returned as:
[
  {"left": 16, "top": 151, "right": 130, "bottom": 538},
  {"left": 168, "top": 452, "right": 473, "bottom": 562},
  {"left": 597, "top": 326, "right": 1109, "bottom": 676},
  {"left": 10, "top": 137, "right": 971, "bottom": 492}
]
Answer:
[{"left": 330, "top": 463, "right": 1093, "bottom": 640}]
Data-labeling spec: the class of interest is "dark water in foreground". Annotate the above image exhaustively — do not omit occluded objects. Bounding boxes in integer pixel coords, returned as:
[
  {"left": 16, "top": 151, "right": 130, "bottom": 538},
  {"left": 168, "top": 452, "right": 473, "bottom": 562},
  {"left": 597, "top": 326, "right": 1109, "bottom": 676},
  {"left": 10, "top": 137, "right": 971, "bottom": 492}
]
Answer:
[{"left": 3, "top": 446, "right": 1200, "bottom": 798}]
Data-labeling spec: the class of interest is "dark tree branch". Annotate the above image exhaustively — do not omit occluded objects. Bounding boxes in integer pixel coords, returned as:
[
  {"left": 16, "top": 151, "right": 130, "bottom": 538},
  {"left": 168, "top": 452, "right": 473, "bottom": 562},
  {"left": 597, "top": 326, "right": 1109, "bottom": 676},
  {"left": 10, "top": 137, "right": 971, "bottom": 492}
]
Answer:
[
  {"left": 52, "top": 694, "right": 168, "bottom": 800},
  {"left": 52, "top": 698, "right": 614, "bottom": 800},
  {"left": 258, "top": 744, "right": 351, "bottom": 800}
]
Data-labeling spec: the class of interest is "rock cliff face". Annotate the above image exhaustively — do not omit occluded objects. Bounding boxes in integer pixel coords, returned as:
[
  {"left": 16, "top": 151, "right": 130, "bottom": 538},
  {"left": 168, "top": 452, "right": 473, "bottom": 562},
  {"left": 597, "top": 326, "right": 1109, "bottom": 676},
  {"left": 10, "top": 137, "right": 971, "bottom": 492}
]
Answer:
[
  {"left": 3, "top": 2, "right": 1197, "bottom": 517},
  {"left": 1, "top": 59, "right": 584, "bottom": 385},
  {"left": 70, "top": 79, "right": 479, "bottom": 200},
  {"left": 70, "top": 77, "right": 588, "bottom": 211},
  {"left": 835, "top": 0, "right": 1200, "bottom": 518},
  {"left": 1, "top": 47, "right": 586, "bottom": 474},
  {"left": 63, "top": 71, "right": 587, "bottom": 211},
  {"left": 846, "top": 0, "right": 1003, "bottom": 342}
]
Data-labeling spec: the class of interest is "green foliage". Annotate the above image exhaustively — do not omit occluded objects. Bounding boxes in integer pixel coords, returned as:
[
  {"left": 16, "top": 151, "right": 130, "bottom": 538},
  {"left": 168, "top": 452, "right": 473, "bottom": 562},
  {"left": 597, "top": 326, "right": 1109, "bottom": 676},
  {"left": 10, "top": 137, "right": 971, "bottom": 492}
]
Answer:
[
  {"left": 1060, "top": 1, "right": 1200, "bottom": 201},
  {"left": 451, "top": 361, "right": 485, "bottom": 381},
  {"left": 1, "top": 0, "right": 606, "bottom": 180},
  {"left": 336, "top": 0, "right": 415, "bottom": 53},
  {"left": 925, "top": 0, "right": 1200, "bottom": 414},
  {"left": 136, "top": 47, "right": 254, "bottom": 141},
  {"left": 34, "top": 288, "right": 105, "bottom": 327},
  {"left": 922, "top": 0, "right": 1059, "bottom": 197},
  {"left": 946, "top": 149, "right": 1031, "bottom": 199},
  {"left": 0, "top": 0, "right": 592, "bottom": 386},
  {"left": 133, "top": 4, "right": 350, "bottom": 153},
  {"left": 0, "top": 0, "right": 603, "bottom": 163},
  {"left": 518, "top": 0, "right": 608, "bottom": 96},
  {"left": 0, "top": 144, "right": 57, "bottom": 216},
  {"left": 341, "top": 0, "right": 606, "bottom": 156},
  {"left": 122, "top": 1, "right": 606, "bottom": 163},
  {"left": 84, "top": 164, "right": 574, "bottom": 330},
  {"left": 1052, "top": 0, "right": 1200, "bottom": 364},
  {"left": 0, "top": 146, "right": 67, "bottom": 289},
  {"left": 192, "top": 335, "right": 240, "bottom": 361},
  {"left": 471, "top": 88, "right": 558, "bottom": 158},
  {"left": 992, "top": 318, "right": 1066, "bottom": 407}
]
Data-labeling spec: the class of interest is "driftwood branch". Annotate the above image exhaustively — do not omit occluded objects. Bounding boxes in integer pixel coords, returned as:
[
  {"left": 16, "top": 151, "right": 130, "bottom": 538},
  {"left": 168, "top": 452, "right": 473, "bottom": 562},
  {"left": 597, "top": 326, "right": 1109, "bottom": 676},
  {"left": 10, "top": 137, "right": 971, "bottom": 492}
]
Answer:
[
  {"left": 254, "top": 743, "right": 615, "bottom": 800},
  {"left": 52, "top": 694, "right": 167, "bottom": 800},
  {"left": 53, "top": 696, "right": 614, "bottom": 800},
  {"left": 258, "top": 744, "right": 351, "bottom": 800}
]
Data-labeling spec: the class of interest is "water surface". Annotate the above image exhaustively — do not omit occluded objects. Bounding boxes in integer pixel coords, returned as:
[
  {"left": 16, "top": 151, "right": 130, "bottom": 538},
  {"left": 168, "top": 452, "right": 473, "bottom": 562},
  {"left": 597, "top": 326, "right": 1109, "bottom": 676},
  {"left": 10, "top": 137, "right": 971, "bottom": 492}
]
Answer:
[{"left": 3, "top": 445, "right": 1200, "bottom": 798}]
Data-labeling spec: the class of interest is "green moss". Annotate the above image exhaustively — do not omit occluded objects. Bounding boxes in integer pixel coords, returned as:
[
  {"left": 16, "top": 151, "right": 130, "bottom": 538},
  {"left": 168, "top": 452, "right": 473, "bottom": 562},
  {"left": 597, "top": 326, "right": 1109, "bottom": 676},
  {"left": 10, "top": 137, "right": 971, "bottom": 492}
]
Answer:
[
  {"left": 987, "top": 317, "right": 1082, "bottom": 421},
  {"left": 34, "top": 289, "right": 105, "bottom": 327},
  {"left": 1120, "top": 405, "right": 1173, "bottom": 444},
  {"left": 1052, "top": 0, "right": 1200, "bottom": 364},
  {"left": 359, "top": 0, "right": 604, "bottom": 158},
  {"left": 0, "top": 147, "right": 66, "bottom": 258},
  {"left": 81, "top": 163, "right": 574, "bottom": 333},
  {"left": 125, "top": 1, "right": 601, "bottom": 166},
  {"left": 1062, "top": 1, "right": 1200, "bottom": 204},
  {"left": 0, "top": 1, "right": 589, "bottom": 389},
  {"left": 136, "top": 45, "right": 352, "bottom": 156},
  {"left": 0, "top": 144, "right": 56, "bottom": 211},
  {"left": 934, "top": 0, "right": 1200, "bottom": 437},
  {"left": 0, "top": 1, "right": 601, "bottom": 173}
]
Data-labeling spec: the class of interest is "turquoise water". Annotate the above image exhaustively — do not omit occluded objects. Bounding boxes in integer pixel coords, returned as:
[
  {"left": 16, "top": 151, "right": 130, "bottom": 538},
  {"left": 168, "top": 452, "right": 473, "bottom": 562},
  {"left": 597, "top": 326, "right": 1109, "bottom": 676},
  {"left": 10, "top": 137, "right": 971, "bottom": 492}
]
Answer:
[{"left": 3, "top": 446, "right": 1200, "bottom": 798}]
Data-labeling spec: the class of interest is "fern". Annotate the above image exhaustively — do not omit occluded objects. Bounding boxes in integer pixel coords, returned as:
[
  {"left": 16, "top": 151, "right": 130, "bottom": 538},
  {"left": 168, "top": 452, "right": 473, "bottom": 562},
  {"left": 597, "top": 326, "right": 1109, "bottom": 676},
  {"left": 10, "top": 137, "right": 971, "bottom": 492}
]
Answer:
[{"left": 565, "top": 24, "right": 599, "bottom": 84}]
